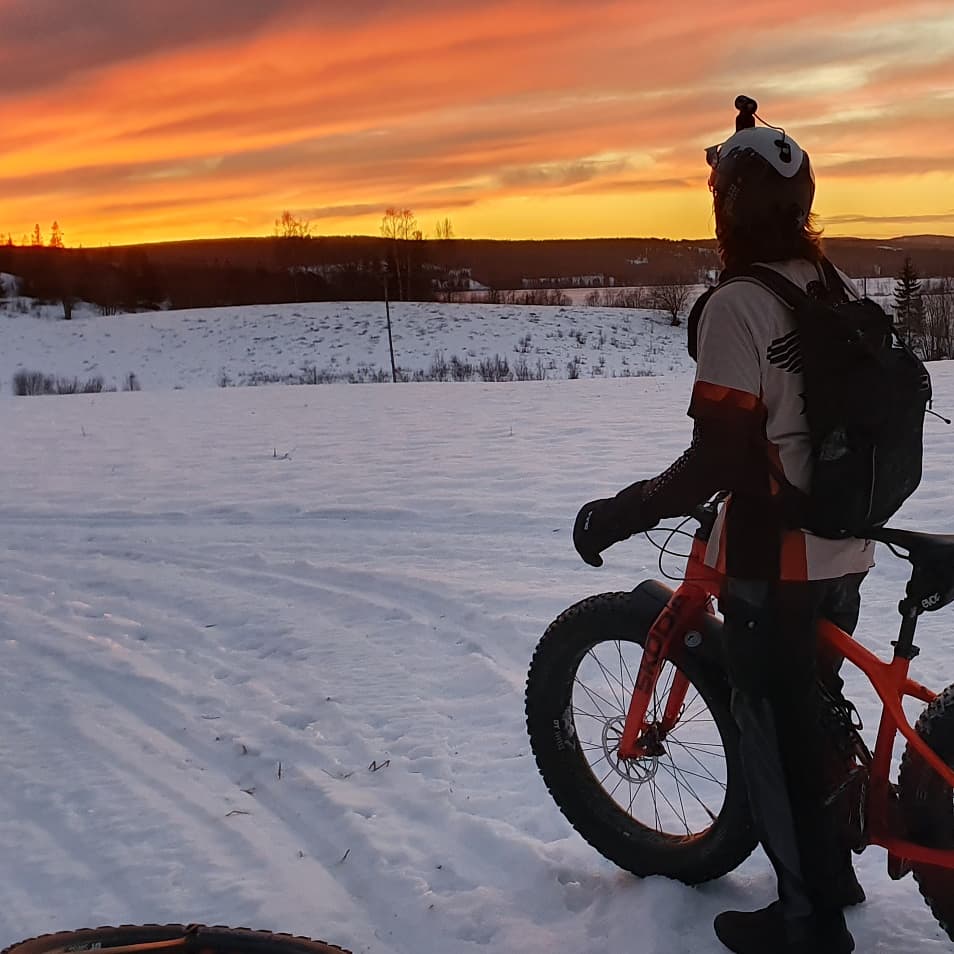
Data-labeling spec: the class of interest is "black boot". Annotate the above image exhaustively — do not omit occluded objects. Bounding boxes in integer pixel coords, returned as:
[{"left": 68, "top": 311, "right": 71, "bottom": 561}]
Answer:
[{"left": 714, "top": 901, "right": 855, "bottom": 954}]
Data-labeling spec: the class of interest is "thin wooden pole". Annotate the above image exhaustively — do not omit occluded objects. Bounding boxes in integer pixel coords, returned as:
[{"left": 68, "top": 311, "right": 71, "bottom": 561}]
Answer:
[{"left": 384, "top": 270, "right": 397, "bottom": 383}]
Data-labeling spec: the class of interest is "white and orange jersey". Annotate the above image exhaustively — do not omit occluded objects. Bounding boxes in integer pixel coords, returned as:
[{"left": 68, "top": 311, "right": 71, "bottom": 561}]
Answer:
[{"left": 691, "top": 259, "right": 875, "bottom": 582}]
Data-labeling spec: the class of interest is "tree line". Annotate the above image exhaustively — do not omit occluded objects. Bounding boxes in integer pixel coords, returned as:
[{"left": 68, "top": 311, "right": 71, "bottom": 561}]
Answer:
[
  {"left": 0, "top": 209, "right": 465, "bottom": 318},
  {"left": 892, "top": 256, "right": 954, "bottom": 360},
  {"left": 3, "top": 215, "right": 952, "bottom": 344}
]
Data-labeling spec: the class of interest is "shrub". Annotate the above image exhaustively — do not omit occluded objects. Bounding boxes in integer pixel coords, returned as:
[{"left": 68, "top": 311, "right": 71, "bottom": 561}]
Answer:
[
  {"left": 13, "top": 370, "right": 112, "bottom": 396},
  {"left": 13, "top": 369, "right": 54, "bottom": 395},
  {"left": 428, "top": 351, "right": 450, "bottom": 381},
  {"left": 450, "top": 355, "right": 475, "bottom": 381},
  {"left": 478, "top": 354, "right": 511, "bottom": 382}
]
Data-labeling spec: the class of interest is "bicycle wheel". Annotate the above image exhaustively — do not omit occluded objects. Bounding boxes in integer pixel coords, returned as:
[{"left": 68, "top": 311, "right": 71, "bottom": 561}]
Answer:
[
  {"left": 1, "top": 925, "right": 351, "bottom": 954},
  {"left": 898, "top": 684, "right": 954, "bottom": 943},
  {"left": 526, "top": 589, "right": 756, "bottom": 884}
]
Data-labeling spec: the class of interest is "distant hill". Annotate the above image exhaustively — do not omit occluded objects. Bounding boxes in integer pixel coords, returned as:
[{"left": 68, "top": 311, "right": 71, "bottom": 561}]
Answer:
[
  {"left": 79, "top": 234, "right": 954, "bottom": 288},
  {"left": 4, "top": 233, "right": 951, "bottom": 317}
]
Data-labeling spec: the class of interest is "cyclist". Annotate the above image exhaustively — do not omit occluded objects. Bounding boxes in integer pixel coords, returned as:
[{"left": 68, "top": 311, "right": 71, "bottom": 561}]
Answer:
[{"left": 572, "top": 101, "right": 870, "bottom": 954}]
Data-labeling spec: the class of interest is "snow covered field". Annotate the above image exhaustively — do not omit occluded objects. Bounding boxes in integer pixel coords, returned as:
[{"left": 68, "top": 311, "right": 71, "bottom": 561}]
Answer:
[
  {"left": 0, "top": 297, "right": 692, "bottom": 392},
  {"left": 1, "top": 299, "right": 954, "bottom": 953}
]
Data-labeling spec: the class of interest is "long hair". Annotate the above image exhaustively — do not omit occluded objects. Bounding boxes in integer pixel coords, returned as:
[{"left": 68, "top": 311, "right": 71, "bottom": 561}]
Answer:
[{"left": 715, "top": 199, "right": 825, "bottom": 271}]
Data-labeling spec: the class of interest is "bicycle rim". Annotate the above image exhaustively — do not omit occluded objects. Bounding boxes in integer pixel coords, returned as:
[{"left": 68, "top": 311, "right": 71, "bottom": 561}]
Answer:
[{"left": 571, "top": 638, "right": 729, "bottom": 839}]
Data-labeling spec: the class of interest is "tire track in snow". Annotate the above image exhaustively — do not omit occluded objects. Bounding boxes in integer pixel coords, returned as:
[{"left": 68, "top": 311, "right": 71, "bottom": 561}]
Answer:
[
  {"left": 0, "top": 595, "right": 393, "bottom": 951},
  {"left": 0, "top": 518, "right": 573, "bottom": 951}
]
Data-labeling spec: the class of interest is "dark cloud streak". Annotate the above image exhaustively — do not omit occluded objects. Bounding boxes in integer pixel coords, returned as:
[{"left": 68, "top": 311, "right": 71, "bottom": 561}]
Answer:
[{"left": 0, "top": 0, "right": 308, "bottom": 95}]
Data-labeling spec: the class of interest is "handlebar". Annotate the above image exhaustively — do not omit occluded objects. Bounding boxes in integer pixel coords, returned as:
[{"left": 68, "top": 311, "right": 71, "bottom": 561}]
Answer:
[{"left": 690, "top": 492, "right": 730, "bottom": 543}]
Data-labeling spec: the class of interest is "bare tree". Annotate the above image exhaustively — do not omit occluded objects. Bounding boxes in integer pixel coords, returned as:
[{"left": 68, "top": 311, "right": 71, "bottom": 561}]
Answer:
[
  {"left": 274, "top": 210, "right": 311, "bottom": 239},
  {"left": 380, "top": 207, "right": 417, "bottom": 242},
  {"left": 654, "top": 276, "right": 694, "bottom": 326},
  {"left": 921, "top": 279, "right": 954, "bottom": 360},
  {"left": 380, "top": 208, "right": 418, "bottom": 300},
  {"left": 435, "top": 217, "right": 454, "bottom": 240}
]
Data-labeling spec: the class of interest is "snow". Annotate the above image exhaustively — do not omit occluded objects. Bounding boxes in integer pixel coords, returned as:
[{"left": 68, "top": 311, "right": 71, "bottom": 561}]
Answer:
[
  {"left": 0, "top": 297, "right": 953, "bottom": 953},
  {"left": 0, "top": 299, "right": 692, "bottom": 392}
]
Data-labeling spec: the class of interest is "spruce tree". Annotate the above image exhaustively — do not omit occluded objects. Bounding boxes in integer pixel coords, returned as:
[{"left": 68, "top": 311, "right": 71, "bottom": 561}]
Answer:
[{"left": 894, "top": 256, "right": 924, "bottom": 339}]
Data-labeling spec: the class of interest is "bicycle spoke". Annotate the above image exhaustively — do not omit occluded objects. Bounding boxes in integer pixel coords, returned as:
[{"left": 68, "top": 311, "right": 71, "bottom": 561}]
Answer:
[
  {"left": 661, "top": 759, "right": 727, "bottom": 790},
  {"left": 671, "top": 739, "right": 727, "bottom": 756},
  {"left": 589, "top": 645, "right": 628, "bottom": 712},
  {"left": 620, "top": 647, "right": 637, "bottom": 696},
  {"left": 665, "top": 749, "right": 692, "bottom": 834},
  {"left": 667, "top": 737, "right": 726, "bottom": 786},
  {"left": 573, "top": 704, "right": 620, "bottom": 724},
  {"left": 649, "top": 772, "right": 662, "bottom": 830},
  {"left": 680, "top": 691, "right": 708, "bottom": 721},
  {"left": 618, "top": 644, "right": 628, "bottom": 716},
  {"left": 648, "top": 773, "right": 689, "bottom": 835},
  {"left": 658, "top": 660, "right": 676, "bottom": 702},
  {"left": 659, "top": 757, "right": 719, "bottom": 824},
  {"left": 673, "top": 708, "right": 717, "bottom": 729},
  {"left": 574, "top": 678, "right": 622, "bottom": 720}
]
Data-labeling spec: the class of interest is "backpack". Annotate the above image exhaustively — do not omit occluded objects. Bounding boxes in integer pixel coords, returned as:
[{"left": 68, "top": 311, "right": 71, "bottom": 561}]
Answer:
[{"left": 687, "top": 259, "right": 932, "bottom": 539}]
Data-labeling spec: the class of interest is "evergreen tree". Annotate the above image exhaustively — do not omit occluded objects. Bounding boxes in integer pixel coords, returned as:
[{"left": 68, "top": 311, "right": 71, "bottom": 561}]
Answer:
[
  {"left": 894, "top": 256, "right": 924, "bottom": 338},
  {"left": 31, "top": 223, "right": 43, "bottom": 246},
  {"left": 49, "top": 221, "right": 64, "bottom": 248}
]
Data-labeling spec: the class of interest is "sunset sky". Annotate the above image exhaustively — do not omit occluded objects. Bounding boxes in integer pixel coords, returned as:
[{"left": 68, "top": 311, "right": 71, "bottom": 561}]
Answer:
[{"left": 4, "top": 0, "right": 954, "bottom": 247}]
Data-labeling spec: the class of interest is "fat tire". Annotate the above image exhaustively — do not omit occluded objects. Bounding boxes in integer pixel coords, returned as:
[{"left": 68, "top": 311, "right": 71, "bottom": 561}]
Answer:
[
  {"left": 526, "top": 591, "right": 756, "bottom": 884},
  {"left": 899, "top": 684, "right": 954, "bottom": 943},
  {"left": 1, "top": 925, "right": 351, "bottom": 954}
]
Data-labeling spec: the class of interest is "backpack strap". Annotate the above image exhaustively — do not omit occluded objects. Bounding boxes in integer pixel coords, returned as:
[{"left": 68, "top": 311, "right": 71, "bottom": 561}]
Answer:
[
  {"left": 818, "top": 256, "right": 851, "bottom": 303},
  {"left": 687, "top": 258, "right": 851, "bottom": 360},
  {"left": 742, "top": 265, "right": 810, "bottom": 310},
  {"left": 687, "top": 286, "right": 717, "bottom": 361},
  {"left": 687, "top": 268, "right": 801, "bottom": 359},
  {"left": 688, "top": 266, "right": 811, "bottom": 514}
]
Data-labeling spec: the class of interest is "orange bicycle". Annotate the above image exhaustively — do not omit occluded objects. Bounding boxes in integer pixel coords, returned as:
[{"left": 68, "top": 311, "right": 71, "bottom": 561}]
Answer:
[{"left": 526, "top": 494, "right": 954, "bottom": 939}]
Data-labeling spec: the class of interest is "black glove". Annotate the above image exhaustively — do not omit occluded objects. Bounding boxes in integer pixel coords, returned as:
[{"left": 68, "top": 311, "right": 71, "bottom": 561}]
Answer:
[{"left": 572, "top": 480, "right": 658, "bottom": 567}]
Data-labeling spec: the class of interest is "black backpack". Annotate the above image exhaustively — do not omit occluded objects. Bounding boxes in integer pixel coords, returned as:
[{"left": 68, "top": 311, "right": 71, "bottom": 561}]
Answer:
[{"left": 688, "top": 259, "right": 932, "bottom": 539}]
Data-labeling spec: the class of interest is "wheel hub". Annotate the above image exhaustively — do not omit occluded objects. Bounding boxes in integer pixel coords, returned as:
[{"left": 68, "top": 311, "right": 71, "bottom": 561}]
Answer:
[{"left": 603, "top": 716, "right": 660, "bottom": 782}]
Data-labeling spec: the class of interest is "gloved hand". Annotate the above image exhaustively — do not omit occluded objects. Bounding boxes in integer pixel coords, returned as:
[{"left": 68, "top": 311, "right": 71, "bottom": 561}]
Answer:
[{"left": 573, "top": 480, "right": 658, "bottom": 567}]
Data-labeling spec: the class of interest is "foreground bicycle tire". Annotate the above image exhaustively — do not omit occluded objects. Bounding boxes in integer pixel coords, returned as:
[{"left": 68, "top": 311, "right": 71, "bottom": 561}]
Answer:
[
  {"left": 526, "top": 590, "right": 756, "bottom": 884},
  {"left": 1, "top": 925, "right": 352, "bottom": 954},
  {"left": 899, "top": 684, "right": 954, "bottom": 943}
]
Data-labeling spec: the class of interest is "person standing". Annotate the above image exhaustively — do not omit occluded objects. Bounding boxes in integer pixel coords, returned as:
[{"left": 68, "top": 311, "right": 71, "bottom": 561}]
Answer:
[{"left": 572, "top": 98, "right": 869, "bottom": 954}]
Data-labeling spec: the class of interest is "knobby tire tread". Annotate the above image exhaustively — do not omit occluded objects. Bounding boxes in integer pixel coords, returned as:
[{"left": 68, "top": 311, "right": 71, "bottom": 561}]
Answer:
[
  {"left": 898, "top": 683, "right": 954, "bottom": 943},
  {"left": 1, "top": 925, "right": 351, "bottom": 954}
]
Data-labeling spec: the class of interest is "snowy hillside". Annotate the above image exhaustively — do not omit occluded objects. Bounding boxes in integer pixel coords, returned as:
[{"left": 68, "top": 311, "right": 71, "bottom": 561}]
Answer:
[
  {"left": 1, "top": 269, "right": 943, "bottom": 396},
  {"left": 0, "top": 298, "right": 692, "bottom": 394},
  {"left": 1, "top": 301, "right": 954, "bottom": 953}
]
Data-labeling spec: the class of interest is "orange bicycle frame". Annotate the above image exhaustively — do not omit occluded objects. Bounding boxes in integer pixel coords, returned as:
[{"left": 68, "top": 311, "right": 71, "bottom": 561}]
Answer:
[
  {"left": 618, "top": 531, "right": 954, "bottom": 873},
  {"left": 618, "top": 535, "right": 721, "bottom": 759}
]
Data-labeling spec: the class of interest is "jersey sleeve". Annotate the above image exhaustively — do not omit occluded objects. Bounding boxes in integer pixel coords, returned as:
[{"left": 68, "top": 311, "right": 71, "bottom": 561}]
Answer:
[{"left": 688, "top": 289, "right": 764, "bottom": 428}]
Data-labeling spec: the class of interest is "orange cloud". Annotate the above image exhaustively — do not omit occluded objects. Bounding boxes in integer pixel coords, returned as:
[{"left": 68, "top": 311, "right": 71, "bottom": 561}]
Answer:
[{"left": 1, "top": 0, "right": 952, "bottom": 244}]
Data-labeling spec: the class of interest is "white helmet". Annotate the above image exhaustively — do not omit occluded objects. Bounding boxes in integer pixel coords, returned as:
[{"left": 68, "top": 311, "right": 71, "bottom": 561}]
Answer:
[{"left": 706, "top": 99, "right": 815, "bottom": 230}]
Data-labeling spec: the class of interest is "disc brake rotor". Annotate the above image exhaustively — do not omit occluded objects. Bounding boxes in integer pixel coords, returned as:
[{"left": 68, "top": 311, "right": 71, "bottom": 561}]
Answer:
[{"left": 603, "top": 716, "right": 659, "bottom": 783}]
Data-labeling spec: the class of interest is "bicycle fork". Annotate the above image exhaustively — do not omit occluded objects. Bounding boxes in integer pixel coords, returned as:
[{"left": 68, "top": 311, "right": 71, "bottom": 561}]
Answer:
[{"left": 617, "top": 583, "right": 712, "bottom": 760}]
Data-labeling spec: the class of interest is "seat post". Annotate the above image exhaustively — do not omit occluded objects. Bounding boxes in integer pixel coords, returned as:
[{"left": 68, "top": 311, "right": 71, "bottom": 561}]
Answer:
[{"left": 893, "top": 597, "right": 922, "bottom": 661}]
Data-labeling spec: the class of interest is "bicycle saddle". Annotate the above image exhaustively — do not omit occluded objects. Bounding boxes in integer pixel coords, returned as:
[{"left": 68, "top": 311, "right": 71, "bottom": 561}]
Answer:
[
  {"left": 869, "top": 527, "right": 954, "bottom": 613},
  {"left": 867, "top": 527, "right": 954, "bottom": 566}
]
